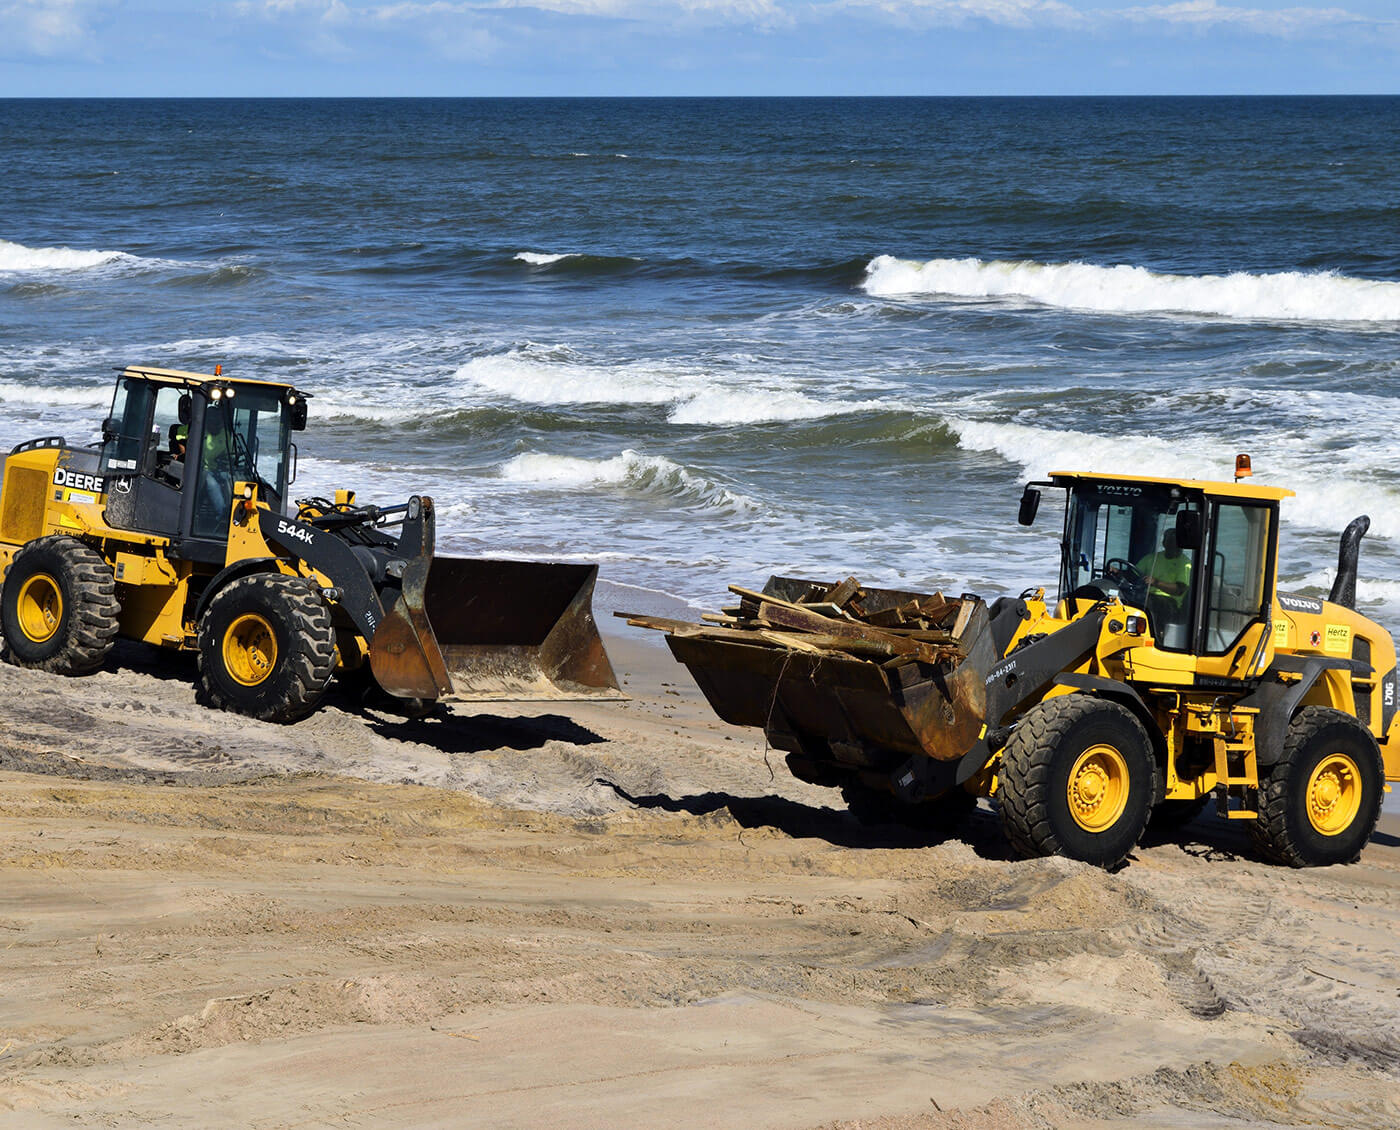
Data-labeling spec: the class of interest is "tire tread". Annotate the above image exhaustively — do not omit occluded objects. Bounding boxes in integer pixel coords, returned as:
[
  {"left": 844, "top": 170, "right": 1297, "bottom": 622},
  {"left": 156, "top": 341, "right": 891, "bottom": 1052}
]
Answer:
[
  {"left": 197, "top": 574, "right": 335, "bottom": 723},
  {"left": 1249, "top": 706, "right": 1383, "bottom": 868},
  {"left": 998, "top": 694, "right": 1155, "bottom": 867},
  {"left": 2, "top": 535, "right": 120, "bottom": 675}
]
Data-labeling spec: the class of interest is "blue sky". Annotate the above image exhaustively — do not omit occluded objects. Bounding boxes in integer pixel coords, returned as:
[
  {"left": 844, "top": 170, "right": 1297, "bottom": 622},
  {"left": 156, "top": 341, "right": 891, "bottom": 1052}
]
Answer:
[{"left": 0, "top": 0, "right": 1396, "bottom": 96}]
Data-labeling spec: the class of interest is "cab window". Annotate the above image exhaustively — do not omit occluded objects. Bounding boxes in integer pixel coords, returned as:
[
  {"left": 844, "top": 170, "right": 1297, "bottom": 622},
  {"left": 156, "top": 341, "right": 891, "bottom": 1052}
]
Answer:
[
  {"left": 99, "top": 378, "right": 154, "bottom": 474},
  {"left": 1204, "top": 502, "right": 1272, "bottom": 653},
  {"left": 1062, "top": 484, "right": 1201, "bottom": 651}
]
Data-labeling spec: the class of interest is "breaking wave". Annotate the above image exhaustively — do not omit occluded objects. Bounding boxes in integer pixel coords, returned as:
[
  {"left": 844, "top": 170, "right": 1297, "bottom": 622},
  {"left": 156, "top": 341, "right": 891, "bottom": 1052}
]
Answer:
[
  {"left": 455, "top": 350, "right": 885, "bottom": 425},
  {"left": 0, "top": 237, "right": 158, "bottom": 274},
  {"left": 669, "top": 388, "right": 886, "bottom": 426},
  {"left": 515, "top": 251, "right": 575, "bottom": 266},
  {"left": 862, "top": 255, "right": 1400, "bottom": 323},
  {"left": 945, "top": 416, "right": 1400, "bottom": 539},
  {"left": 0, "top": 380, "right": 110, "bottom": 407},
  {"left": 513, "top": 250, "right": 643, "bottom": 274},
  {"left": 498, "top": 450, "right": 760, "bottom": 513}
]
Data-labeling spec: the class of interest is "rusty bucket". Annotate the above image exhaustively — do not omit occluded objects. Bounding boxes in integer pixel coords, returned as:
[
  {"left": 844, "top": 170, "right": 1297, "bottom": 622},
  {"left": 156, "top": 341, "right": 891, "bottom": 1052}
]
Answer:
[{"left": 370, "top": 556, "right": 624, "bottom": 703}]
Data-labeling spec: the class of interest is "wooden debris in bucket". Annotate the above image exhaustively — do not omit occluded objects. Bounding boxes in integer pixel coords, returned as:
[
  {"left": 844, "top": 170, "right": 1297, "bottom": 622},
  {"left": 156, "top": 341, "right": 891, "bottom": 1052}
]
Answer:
[{"left": 619, "top": 576, "right": 974, "bottom": 669}]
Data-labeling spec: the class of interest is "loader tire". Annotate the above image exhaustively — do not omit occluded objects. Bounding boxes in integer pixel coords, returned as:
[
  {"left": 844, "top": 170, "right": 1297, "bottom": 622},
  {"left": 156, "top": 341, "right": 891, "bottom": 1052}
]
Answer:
[
  {"left": 1250, "top": 707, "right": 1383, "bottom": 868},
  {"left": 998, "top": 695, "right": 1155, "bottom": 869},
  {"left": 1, "top": 536, "right": 119, "bottom": 675},
  {"left": 197, "top": 574, "right": 335, "bottom": 724}
]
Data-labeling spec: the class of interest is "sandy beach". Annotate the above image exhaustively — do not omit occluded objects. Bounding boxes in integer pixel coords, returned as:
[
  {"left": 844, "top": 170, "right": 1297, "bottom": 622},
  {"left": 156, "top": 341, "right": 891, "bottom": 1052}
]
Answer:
[{"left": 1, "top": 611, "right": 1398, "bottom": 1129}]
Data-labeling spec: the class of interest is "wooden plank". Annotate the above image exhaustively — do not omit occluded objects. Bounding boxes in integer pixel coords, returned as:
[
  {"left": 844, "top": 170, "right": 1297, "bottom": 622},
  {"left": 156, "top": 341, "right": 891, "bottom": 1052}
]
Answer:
[
  {"left": 796, "top": 602, "right": 851, "bottom": 619},
  {"left": 615, "top": 613, "right": 698, "bottom": 633},
  {"left": 951, "top": 600, "right": 976, "bottom": 639},
  {"left": 822, "top": 576, "right": 863, "bottom": 608},
  {"left": 756, "top": 630, "right": 827, "bottom": 653},
  {"left": 753, "top": 601, "right": 951, "bottom": 664},
  {"left": 728, "top": 585, "right": 816, "bottom": 613}
]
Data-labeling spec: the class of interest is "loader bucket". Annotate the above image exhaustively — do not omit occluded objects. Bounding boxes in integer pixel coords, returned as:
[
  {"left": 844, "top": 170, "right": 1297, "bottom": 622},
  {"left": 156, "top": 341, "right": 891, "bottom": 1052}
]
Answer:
[
  {"left": 642, "top": 576, "right": 997, "bottom": 768},
  {"left": 369, "top": 556, "right": 624, "bottom": 703}
]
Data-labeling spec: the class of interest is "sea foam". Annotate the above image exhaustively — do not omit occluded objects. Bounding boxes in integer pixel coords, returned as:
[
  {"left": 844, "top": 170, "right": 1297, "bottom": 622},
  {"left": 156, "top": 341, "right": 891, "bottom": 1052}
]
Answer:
[
  {"left": 499, "top": 450, "right": 759, "bottom": 513},
  {"left": 863, "top": 255, "right": 1400, "bottom": 323},
  {"left": 0, "top": 238, "right": 141, "bottom": 273},
  {"left": 514, "top": 252, "right": 576, "bottom": 266},
  {"left": 456, "top": 349, "right": 884, "bottom": 425},
  {"left": 0, "top": 380, "right": 110, "bottom": 407},
  {"left": 946, "top": 416, "right": 1400, "bottom": 539}
]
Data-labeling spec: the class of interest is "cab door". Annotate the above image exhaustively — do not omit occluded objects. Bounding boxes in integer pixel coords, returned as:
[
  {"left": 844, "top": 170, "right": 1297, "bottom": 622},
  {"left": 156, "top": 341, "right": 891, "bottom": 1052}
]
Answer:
[
  {"left": 100, "top": 379, "right": 188, "bottom": 537},
  {"left": 1193, "top": 499, "right": 1277, "bottom": 681}
]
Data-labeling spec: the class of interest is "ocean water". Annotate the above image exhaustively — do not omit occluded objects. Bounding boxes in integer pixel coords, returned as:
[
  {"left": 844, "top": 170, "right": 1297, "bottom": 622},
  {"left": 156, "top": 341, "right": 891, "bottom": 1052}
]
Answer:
[{"left": 3, "top": 96, "right": 1400, "bottom": 625}]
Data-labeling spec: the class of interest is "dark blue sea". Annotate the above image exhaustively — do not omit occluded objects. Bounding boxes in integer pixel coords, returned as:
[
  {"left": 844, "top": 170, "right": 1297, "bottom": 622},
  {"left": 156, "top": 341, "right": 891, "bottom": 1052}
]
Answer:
[{"left": 3, "top": 97, "right": 1400, "bottom": 622}]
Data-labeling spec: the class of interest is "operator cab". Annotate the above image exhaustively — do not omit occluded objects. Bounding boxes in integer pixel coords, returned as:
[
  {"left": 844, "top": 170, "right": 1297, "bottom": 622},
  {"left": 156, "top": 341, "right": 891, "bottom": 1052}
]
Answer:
[
  {"left": 1062, "top": 480, "right": 1202, "bottom": 648},
  {"left": 98, "top": 367, "right": 308, "bottom": 562},
  {"left": 1021, "top": 471, "right": 1290, "bottom": 658}
]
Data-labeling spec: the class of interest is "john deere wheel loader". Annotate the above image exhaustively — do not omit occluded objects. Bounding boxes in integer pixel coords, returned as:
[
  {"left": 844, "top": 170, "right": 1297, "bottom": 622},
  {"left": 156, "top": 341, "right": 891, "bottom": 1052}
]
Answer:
[
  {"left": 0, "top": 365, "right": 621, "bottom": 722},
  {"left": 625, "top": 458, "right": 1398, "bottom": 868}
]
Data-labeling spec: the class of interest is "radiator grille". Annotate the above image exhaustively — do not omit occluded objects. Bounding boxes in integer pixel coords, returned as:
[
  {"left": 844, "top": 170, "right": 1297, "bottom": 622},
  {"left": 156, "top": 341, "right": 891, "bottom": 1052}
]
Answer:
[{"left": 0, "top": 467, "right": 48, "bottom": 545}]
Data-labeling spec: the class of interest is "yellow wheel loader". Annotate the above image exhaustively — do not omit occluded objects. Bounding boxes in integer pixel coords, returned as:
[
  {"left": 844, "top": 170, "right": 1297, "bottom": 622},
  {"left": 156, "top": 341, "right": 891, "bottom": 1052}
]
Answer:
[
  {"left": 0, "top": 365, "right": 621, "bottom": 723},
  {"left": 626, "top": 458, "right": 1398, "bottom": 868}
]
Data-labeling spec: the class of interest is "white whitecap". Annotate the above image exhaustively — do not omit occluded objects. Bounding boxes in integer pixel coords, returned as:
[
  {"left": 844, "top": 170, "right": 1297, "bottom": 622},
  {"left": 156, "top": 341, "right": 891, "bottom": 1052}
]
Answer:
[
  {"left": 457, "top": 352, "right": 688, "bottom": 407},
  {"left": 458, "top": 348, "right": 887, "bottom": 425},
  {"left": 0, "top": 380, "right": 110, "bottom": 407},
  {"left": 498, "top": 449, "right": 759, "bottom": 513},
  {"left": 0, "top": 238, "right": 148, "bottom": 273},
  {"left": 515, "top": 251, "right": 576, "bottom": 266},
  {"left": 946, "top": 416, "right": 1400, "bottom": 539},
  {"left": 669, "top": 388, "right": 886, "bottom": 426},
  {"left": 863, "top": 254, "right": 1400, "bottom": 323}
]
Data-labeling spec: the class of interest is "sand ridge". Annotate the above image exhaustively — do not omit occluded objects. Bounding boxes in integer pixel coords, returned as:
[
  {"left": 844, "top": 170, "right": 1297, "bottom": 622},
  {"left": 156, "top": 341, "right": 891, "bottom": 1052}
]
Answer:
[{"left": 0, "top": 628, "right": 1398, "bottom": 1128}]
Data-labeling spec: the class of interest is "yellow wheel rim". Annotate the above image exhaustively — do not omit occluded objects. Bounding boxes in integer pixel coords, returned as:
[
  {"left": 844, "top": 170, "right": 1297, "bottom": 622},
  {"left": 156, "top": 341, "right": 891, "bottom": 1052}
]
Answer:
[
  {"left": 16, "top": 573, "right": 63, "bottom": 643},
  {"left": 223, "top": 613, "right": 278, "bottom": 687},
  {"left": 1068, "top": 744, "right": 1131, "bottom": 833},
  {"left": 1306, "top": 753, "right": 1362, "bottom": 836}
]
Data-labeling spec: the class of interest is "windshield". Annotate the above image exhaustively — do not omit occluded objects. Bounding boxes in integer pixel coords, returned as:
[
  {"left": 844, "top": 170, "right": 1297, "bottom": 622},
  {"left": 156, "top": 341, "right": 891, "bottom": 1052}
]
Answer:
[
  {"left": 1062, "top": 483, "right": 1201, "bottom": 650},
  {"left": 191, "top": 387, "right": 292, "bottom": 540}
]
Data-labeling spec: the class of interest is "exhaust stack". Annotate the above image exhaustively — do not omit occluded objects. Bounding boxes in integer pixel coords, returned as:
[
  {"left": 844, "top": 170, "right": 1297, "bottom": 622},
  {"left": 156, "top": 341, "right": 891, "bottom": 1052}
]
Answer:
[{"left": 1328, "top": 515, "right": 1370, "bottom": 610}]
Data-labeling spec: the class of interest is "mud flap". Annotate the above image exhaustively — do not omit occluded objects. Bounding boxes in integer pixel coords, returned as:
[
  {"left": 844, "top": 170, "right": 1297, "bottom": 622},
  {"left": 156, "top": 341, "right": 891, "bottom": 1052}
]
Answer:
[{"left": 370, "top": 555, "right": 623, "bottom": 702}]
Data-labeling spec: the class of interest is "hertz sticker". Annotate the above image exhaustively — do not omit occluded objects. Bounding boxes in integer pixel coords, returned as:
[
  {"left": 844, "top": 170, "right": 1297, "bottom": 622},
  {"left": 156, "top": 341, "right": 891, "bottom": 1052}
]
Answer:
[
  {"left": 1324, "top": 624, "right": 1352, "bottom": 655},
  {"left": 1273, "top": 619, "right": 1289, "bottom": 647}
]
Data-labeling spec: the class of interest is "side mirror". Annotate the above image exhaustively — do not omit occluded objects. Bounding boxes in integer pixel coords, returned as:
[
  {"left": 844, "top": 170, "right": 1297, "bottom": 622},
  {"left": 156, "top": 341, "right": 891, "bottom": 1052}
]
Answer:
[
  {"left": 1018, "top": 486, "right": 1041, "bottom": 527},
  {"left": 101, "top": 417, "right": 117, "bottom": 444},
  {"left": 178, "top": 395, "right": 191, "bottom": 426},
  {"left": 1175, "top": 509, "right": 1203, "bottom": 550},
  {"left": 289, "top": 398, "right": 307, "bottom": 432}
]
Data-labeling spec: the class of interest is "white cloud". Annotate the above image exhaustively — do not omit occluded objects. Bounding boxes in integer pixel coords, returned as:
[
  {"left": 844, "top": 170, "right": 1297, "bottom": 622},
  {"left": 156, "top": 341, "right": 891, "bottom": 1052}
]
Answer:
[
  {"left": 822, "top": 0, "right": 1382, "bottom": 37},
  {"left": 0, "top": 0, "right": 96, "bottom": 55},
  {"left": 240, "top": 0, "right": 785, "bottom": 19},
  {"left": 1118, "top": 0, "right": 1367, "bottom": 36},
  {"left": 828, "top": 0, "right": 1084, "bottom": 30},
  {"left": 229, "top": 0, "right": 1396, "bottom": 40}
]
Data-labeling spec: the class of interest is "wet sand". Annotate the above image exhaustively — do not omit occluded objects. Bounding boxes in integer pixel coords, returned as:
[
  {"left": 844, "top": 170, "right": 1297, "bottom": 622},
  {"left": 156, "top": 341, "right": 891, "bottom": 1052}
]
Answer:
[{"left": 0, "top": 621, "right": 1397, "bottom": 1128}]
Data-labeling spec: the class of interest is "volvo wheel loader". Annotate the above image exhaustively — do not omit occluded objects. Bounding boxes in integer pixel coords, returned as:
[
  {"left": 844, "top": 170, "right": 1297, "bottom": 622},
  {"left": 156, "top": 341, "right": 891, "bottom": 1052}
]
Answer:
[
  {"left": 0, "top": 365, "right": 621, "bottom": 723},
  {"left": 626, "top": 457, "right": 1398, "bottom": 868}
]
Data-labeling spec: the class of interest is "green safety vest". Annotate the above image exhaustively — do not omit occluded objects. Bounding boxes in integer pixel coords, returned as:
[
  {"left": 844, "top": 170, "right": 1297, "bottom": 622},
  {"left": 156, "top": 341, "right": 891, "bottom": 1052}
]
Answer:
[{"left": 1137, "top": 550, "right": 1192, "bottom": 607}]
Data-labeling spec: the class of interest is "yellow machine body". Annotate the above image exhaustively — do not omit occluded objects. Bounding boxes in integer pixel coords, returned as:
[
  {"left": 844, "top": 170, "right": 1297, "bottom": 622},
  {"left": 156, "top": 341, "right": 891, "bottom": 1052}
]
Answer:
[
  {"left": 638, "top": 464, "right": 1395, "bottom": 867},
  {"left": 0, "top": 366, "right": 621, "bottom": 722}
]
